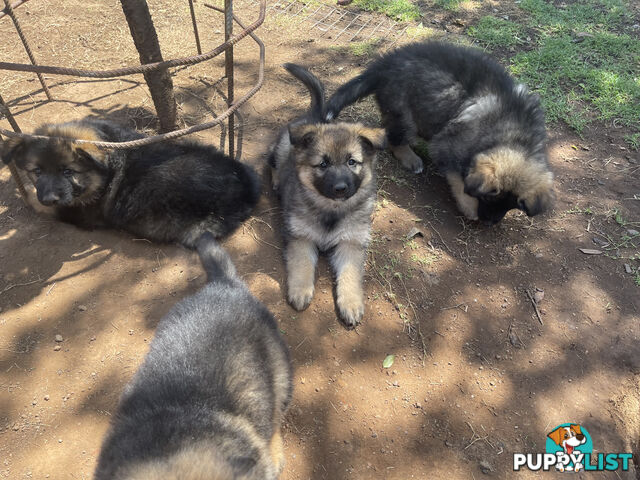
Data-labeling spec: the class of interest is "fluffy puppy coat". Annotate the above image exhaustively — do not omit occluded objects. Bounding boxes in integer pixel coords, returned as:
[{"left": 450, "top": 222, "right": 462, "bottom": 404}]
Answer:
[
  {"left": 269, "top": 64, "right": 385, "bottom": 326},
  {"left": 94, "top": 232, "right": 293, "bottom": 480},
  {"left": 1, "top": 119, "right": 260, "bottom": 247},
  {"left": 326, "top": 41, "right": 553, "bottom": 224}
]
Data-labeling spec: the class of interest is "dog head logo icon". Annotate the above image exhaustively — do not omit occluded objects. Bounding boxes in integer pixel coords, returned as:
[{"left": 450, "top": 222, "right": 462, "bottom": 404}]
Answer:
[{"left": 546, "top": 424, "right": 592, "bottom": 472}]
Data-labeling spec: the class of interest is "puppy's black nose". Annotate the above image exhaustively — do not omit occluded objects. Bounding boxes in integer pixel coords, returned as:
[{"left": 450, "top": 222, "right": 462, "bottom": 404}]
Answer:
[
  {"left": 576, "top": 434, "right": 584, "bottom": 441},
  {"left": 40, "top": 192, "right": 60, "bottom": 206},
  {"left": 334, "top": 182, "right": 347, "bottom": 194}
]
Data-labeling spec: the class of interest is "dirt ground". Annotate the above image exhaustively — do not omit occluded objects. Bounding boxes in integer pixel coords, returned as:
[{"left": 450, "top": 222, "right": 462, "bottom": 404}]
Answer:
[{"left": 1, "top": 1, "right": 639, "bottom": 479}]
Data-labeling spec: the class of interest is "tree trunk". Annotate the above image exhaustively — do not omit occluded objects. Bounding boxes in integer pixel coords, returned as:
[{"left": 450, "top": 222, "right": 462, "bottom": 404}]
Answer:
[{"left": 120, "top": 0, "right": 177, "bottom": 133}]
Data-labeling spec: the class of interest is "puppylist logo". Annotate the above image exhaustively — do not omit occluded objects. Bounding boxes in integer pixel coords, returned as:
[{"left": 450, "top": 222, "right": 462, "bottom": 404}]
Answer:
[{"left": 513, "top": 423, "right": 633, "bottom": 472}]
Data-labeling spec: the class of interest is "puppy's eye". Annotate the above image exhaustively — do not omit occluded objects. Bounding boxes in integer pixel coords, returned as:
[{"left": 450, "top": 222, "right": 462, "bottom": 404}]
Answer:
[
  {"left": 318, "top": 155, "right": 330, "bottom": 169},
  {"left": 33, "top": 167, "right": 42, "bottom": 176},
  {"left": 347, "top": 157, "right": 356, "bottom": 166},
  {"left": 63, "top": 168, "right": 75, "bottom": 177}
]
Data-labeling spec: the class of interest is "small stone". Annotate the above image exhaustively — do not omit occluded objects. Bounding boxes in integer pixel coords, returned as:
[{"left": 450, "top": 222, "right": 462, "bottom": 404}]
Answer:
[
  {"left": 627, "top": 229, "right": 639, "bottom": 236},
  {"left": 495, "top": 354, "right": 501, "bottom": 360},
  {"left": 533, "top": 290, "right": 544, "bottom": 304},
  {"left": 55, "top": 335, "right": 63, "bottom": 343},
  {"left": 128, "top": 330, "right": 134, "bottom": 335},
  {"left": 78, "top": 305, "right": 87, "bottom": 312},
  {"left": 479, "top": 460, "right": 493, "bottom": 474},
  {"left": 415, "top": 402, "right": 422, "bottom": 409},
  {"left": 32, "top": 400, "right": 37, "bottom": 406},
  {"left": 593, "top": 237, "right": 609, "bottom": 247},
  {"left": 44, "top": 395, "right": 50, "bottom": 401},
  {"left": 58, "top": 438, "right": 63, "bottom": 443},
  {"left": 53, "top": 345, "right": 61, "bottom": 351},
  {"left": 535, "top": 253, "right": 543, "bottom": 258},
  {"left": 445, "top": 440, "right": 453, "bottom": 447},
  {"left": 392, "top": 381, "right": 399, "bottom": 387},
  {"left": 624, "top": 264, "right": 633, "bottom": 274},
  {"left": 489, "top": 381, "right": 495, "bottom": 386}
]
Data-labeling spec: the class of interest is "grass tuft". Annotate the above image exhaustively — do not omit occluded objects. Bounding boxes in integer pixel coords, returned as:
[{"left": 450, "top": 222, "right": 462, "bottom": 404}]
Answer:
[
  {"left": 468, "top": 16, "right": 525, "bottom": 49},
  {"left": 505, "top": 0, "right": 640, "bottom": 135},
  {"left": 352, "top": 0, "right": 420, "bottom": 22}
]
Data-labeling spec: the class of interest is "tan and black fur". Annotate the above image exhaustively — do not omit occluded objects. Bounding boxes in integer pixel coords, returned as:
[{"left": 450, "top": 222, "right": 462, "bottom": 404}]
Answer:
[
  {"left": 269, "top": 64, "right": 385, "bottom": 326},
  {"left": 94, "top": 232, "right": 292, "bottom": 480},
  {"left": 326, "top": 42, "right": 554, "bottom": 224},
  {"left": 1, "top": 119, "right": 260, "bottom": 247}
]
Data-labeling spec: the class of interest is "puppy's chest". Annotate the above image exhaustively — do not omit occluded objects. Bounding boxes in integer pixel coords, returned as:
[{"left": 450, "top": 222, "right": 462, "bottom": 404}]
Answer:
[{"left": 286, "top": 203, "right": 372, "bottom": 250}]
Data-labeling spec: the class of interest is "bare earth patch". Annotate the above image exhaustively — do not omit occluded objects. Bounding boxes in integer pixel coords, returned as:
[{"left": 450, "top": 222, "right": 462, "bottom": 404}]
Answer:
[{"left": 1, "top": 1, "right": 639, "bottom": 478}]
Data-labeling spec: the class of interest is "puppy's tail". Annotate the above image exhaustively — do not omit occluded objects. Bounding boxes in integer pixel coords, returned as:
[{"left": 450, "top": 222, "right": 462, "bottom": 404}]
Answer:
[
  {"left": 325, "top": 70, "right": 378, "bottom": 121},
  {"left": 196, "top": 232, "right": 238, "bottom": 283},
  {"left": 283, "top": 63, "right": 326, "bottom": 122}
]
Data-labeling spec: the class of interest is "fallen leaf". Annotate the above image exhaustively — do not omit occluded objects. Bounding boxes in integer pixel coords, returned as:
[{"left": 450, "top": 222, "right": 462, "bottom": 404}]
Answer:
[
  {"left": 406, "top": 227, "right": 424, "bottom": 240},
  {"left": 382, "top": 355, "right": 395, "bottom": 369}
]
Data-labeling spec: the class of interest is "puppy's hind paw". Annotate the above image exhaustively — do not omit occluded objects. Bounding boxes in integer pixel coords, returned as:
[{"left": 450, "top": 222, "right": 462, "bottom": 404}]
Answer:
[
  {"left": 287, "top": 285, "right": 314, "bottom": 311},
  {"left": 405, "top": 157, "right": 424, "bottom": 174},
  {"left": 391, "top": 144, "right": 424, "bottom": 174},
  {"left": 337, "top": 294, "right": 364, "bottom": 327}
]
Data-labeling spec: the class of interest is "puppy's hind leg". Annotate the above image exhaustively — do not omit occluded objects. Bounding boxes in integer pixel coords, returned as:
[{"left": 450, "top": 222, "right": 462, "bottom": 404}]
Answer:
[
  {"left": 330, "top": 241, "right": 366, "bottom": 326},
  {"left": 286, "top": 237, "right": 318, "bottom": 311},
  {"left": 382, "top": 109, "right": 423, "bottom": 174}
]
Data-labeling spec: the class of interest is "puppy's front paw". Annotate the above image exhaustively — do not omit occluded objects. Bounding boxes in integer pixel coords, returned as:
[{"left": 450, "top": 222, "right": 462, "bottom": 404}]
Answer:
[
  {"left": 403, "top": 155, "right": 424, "bottom": 174},
  {"left": 391, "top": 144, "right": 424, "bottom": 174},
  {"left": 337, "top": 292, "right": 364, "bottom": 326},
  {"left": 288, "top": 284, "right": 314, "bottom": 311}
]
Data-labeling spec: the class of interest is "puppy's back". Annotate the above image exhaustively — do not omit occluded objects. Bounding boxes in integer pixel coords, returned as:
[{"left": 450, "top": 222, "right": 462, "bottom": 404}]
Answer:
[{"left": 94, "top": 233, "right": 292, "bottom": 480}]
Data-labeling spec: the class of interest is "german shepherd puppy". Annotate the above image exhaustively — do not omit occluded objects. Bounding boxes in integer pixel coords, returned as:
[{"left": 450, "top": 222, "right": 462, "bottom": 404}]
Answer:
[
  {"left": 269, "top": 64, "right": 385, "bottom": 326},
  {"left": 94, "top": 232, "right": 293, "bottom": 480},
  {"left": 1, "top": 119, "right": 260, "bottom": 247},
  {"left": 325, "top": 42, "right": 554, "bottom": 224}
]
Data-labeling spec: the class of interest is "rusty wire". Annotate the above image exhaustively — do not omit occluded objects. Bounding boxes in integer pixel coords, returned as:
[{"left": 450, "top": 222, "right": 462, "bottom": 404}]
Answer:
[
  {"left": 2, "top": 0, "right": 51, "bottom": 100},
  {"left": 0, "top": 0, "right": 264, "bottom": 79},
  {"left": 0, "top": 0, "right": 29, "bottom": 20},
  {"left": 0, "top": 0, "right": 266, "bottom": 150}
]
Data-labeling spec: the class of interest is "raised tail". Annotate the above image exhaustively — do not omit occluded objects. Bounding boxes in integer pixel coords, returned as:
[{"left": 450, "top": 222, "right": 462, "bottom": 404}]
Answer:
[
  {"left": 325, "top": 70, "right": 378, "bottom": 121},
  {"left": 196, "top": 232, "right": 238, "bottom": 283},
  {"left": 283, "top": 63, "right": 326, "bottom": 122}
]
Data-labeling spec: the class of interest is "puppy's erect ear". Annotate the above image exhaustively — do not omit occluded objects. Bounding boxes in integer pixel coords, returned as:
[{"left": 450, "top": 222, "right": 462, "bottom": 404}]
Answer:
[
  {"left": 289, "top": 124, "right": 318, "bottom": 149},
  {"left": 570, "top": 425, "right": 582, "bottom": 436},
  {"left": 356, "top": 126, "right": 386, "bottom": 155},
  {"left": 464, "top": 167, "right": 498, "bottom": 197},
  {"left": 1, "top": 136, "right": 27, "bottom": 165},
  {"left": 518, "top": 187, "right": 554, "bottom": 217},
  {"left": 464, "top": 151, "right": 503, "bottom": 197},
  {"left": 547, "top": 427, "right": 565, "bottom": 446},
  {"left": 72, "top": 143, "right": 108, "bottom": 170}
]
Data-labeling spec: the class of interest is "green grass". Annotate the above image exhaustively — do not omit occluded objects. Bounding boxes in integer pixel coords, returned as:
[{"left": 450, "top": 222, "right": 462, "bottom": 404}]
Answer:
[
  {"left": 352, "top": 0, "right": 420, "bottom": 21},
  {"left": 468, "top": 0, "right": 639, "bottom": 137},
  {"left": 625, "top": 133, "right": 640, "bottom": 150},
  {"left": 468, "top": 16, "right": 526, "bottom": 49},
  {"left": 433, "top": 0, "right": 464, "bottom": 11},
  {"left": 512, "top": 0, "right": 639, "bottom": 135}
]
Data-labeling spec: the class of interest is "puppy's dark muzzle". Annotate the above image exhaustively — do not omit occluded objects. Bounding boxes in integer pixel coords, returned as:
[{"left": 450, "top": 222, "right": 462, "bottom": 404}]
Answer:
[
  {"left": 333, "top": 182, "right": 348, "bottom": 198},
  {"left": 38, "top": 191, "right": 61, "bottom": 206}
]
